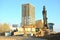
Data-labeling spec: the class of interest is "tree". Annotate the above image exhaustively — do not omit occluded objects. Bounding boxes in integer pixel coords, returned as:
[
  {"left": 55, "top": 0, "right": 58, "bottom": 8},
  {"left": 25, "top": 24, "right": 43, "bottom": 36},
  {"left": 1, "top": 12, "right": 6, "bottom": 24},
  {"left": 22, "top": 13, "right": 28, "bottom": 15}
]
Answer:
[{"left": 0, "top": 23, "right": 10, "bottom": 33}]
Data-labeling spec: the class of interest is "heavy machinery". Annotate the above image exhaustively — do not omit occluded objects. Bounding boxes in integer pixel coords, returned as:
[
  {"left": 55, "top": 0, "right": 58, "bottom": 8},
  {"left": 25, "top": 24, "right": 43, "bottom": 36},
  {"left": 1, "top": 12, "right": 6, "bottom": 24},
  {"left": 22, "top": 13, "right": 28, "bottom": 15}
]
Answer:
[
  {"left": 34, "top": 28, "right": 50, "bottom": 37},
  {"left": 34, "top": 6, "right": 50, "bottom": 37}
]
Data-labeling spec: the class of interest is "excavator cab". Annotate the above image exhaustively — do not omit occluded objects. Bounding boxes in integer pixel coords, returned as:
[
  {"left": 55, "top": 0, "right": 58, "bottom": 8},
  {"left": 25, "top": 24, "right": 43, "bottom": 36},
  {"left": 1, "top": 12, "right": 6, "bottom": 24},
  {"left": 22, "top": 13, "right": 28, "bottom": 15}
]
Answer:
[{"left": 36, "top": 28, "right": 40, "bottom": 32}]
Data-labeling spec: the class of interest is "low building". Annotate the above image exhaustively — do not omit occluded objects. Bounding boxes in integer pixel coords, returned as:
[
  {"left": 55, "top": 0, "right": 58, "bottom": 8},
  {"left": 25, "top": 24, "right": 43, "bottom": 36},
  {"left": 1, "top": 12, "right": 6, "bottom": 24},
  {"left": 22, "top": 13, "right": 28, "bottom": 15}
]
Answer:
[
  {"left": 14, "top": 27, "right": 36, "bottom": 36},
  {"left": 36, "top": 20, "right": 43, "bottom": 28}
]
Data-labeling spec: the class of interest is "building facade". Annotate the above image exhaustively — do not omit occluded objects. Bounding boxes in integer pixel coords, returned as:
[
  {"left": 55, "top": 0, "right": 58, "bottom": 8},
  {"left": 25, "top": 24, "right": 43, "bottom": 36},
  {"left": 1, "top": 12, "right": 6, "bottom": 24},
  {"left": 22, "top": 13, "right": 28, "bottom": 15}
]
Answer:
[
  {"left": 21, "top": 3, "right": 35, "bottom": 26},
  {"left": 36, "top": 20, "right": 43, "bottom": 28}
]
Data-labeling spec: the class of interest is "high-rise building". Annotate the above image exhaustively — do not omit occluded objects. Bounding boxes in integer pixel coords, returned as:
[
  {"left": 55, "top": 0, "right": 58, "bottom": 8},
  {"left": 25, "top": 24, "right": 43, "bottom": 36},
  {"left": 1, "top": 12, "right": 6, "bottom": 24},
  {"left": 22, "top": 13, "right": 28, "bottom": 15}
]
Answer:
[{"left": 21, "top": 3, "right": 35, "bottom": 26}]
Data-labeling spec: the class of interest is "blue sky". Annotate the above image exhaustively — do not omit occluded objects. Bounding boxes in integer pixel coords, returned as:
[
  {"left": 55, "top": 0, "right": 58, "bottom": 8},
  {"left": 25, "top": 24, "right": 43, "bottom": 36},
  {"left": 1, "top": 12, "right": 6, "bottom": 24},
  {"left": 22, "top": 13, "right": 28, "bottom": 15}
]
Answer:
[{"left": 0, "top": 0, "right": 60, "bottom": 32}]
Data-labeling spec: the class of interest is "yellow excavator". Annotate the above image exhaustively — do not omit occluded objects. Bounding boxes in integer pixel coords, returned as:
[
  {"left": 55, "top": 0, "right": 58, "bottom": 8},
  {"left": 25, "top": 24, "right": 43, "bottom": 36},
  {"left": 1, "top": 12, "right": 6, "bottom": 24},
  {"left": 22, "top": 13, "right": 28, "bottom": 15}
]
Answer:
[
  {"left": 34, "top": 6, "right": 51, "bottom": 37},
  {"left": 34, "top": 27, "right": 50, "bottom": 37}
]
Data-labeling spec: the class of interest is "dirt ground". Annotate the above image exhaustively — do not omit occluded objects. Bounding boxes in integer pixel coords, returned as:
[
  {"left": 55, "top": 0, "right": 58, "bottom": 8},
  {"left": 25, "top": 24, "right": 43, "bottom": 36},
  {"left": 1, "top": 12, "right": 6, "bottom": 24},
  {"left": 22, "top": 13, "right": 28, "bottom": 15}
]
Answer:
[{"left": 0, "top": 36, "right": 47, "bottom": 40}]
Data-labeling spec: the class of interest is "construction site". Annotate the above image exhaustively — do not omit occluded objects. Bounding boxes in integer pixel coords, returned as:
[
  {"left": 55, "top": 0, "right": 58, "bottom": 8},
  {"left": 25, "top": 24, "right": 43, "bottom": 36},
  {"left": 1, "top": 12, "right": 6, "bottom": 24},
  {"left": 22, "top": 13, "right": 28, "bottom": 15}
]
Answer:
[
  {"left": 0, "top": 3, "right": 60, "bottom": 40},
  {"left": 13, "top": 3, "right": 55, "bottom": 37}
]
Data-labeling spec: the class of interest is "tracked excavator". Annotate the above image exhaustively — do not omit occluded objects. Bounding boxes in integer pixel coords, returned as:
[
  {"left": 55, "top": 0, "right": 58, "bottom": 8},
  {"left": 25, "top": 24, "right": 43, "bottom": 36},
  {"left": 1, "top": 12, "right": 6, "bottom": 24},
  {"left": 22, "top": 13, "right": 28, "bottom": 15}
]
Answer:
[{"left": 34, "top": 6, "right": 50, "bottom": 37}]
